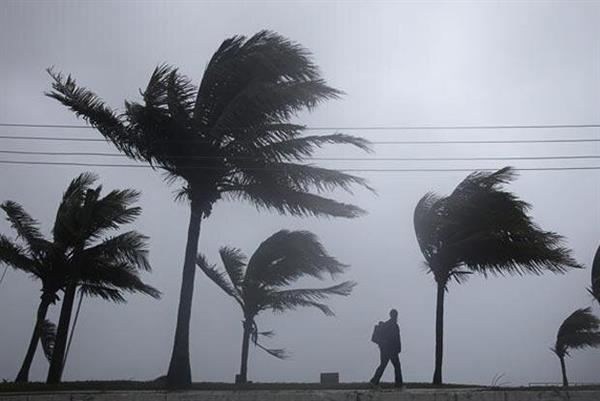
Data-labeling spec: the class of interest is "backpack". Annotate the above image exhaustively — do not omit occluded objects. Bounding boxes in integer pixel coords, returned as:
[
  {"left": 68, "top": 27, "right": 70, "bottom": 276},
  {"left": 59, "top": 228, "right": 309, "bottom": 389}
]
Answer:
[{"left": 371, "top": 321, "right": 385, "bottom": 345}]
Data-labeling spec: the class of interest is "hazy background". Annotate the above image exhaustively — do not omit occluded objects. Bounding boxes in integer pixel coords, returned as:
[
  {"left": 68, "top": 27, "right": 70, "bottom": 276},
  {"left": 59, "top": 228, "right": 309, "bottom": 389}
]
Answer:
[{"left": 0, "top": 0, "right": 599, "bottom": 386}]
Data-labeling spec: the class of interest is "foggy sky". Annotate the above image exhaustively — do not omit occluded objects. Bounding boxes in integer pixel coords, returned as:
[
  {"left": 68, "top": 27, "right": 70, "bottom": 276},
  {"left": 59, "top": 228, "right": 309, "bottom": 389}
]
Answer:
[{"left": 0, "top": 0, "right": 599, "bottom": 386}]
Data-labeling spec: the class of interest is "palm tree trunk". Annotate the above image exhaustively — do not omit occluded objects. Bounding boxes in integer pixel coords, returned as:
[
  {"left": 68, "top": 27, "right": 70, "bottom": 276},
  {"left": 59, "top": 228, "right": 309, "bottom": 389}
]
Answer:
[
  {"left": 559, "top": 356, "right": 568, "bottom": 387},
  {"left": 15, "top": 295, "right": 51, "bottom": 382},
  {"left": 63, "top": 290, "right": 84, "bottom": 369},
  {"left": 238, "top": 320, "right": 252, "bottom": 384},
  {"left": 47, "top": 282, "right": 76, "bottom": 383},
  {"left": 166, "top": 201, "right": 203, "bottom": 389},
  {"left": 432, "top": 281, "right": 445, "bottom": 385}
]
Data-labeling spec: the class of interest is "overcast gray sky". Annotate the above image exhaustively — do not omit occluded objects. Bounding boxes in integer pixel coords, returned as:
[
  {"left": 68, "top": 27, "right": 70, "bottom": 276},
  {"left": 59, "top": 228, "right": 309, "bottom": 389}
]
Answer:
[{"left": 0, "top": 0, "right": 599, "bottom": 386}]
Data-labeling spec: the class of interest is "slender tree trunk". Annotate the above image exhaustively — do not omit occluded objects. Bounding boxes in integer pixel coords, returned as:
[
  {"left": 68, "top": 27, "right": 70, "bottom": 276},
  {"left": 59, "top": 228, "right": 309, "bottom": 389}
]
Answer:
[
  {"left": 47, "top": 283, "right": 76, "bottom": 383},
  {"left": 432, "top": 281, "right": 445, "bottom": 385},
  {"left": 559, "top": 355, "right": 568, "bottom": 387},
  {"left": 166, "top": 201, "right": 203, "bottom": 389},
  {"left": 63, "top": 290, "right": 84, "bottom": 370},
  {"left": 15, "top": 295, "right": 51, "bottom": 382},
  {"left": 238, "top": 320, "right": 252, "bottom": 384}
]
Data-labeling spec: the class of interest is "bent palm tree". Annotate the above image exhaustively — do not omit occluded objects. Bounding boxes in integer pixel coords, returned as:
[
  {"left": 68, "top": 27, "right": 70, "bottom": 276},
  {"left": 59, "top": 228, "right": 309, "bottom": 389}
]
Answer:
[
  {"left": 553, "top": 307, "right": 600, "bottom": 387},
  {"left": 46, "top": 173, "right": 160, "bottom": 383},
  {"left": 198, "top": 230, "right": 355, "bottom": 383},
  {"left": 414, "top": 166, "right": 582, "bottom": 385},
  {"left": 47, "top": 30, "right": 371, "bottom": 388},
  {"left": 591, "top": 245, "right": 600, "bottom": 304}
]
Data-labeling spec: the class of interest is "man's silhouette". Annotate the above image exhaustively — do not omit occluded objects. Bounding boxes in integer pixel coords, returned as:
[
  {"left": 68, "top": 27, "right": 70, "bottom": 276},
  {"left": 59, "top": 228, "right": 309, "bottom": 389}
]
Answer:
[{"left": 370, "top": 309, "right": 403, "bottom": 388}]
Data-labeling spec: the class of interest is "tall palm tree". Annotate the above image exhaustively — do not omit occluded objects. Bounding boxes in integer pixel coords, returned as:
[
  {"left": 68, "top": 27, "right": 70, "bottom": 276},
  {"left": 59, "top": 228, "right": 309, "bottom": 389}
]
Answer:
[
  {"left": 413, "top": 166, "right": 582, "bottom": 385},
  {"left": 591, "top": 245, "right": 600, "bottom": 304},
  {"left": 46, "top": 30, "right": 371, "bottom": 388},
  {"left": 45, "top": 173, "right": 160, "bottom": 383},
  {"left": 553, "top": 307, "right": 600, "bottom": 387},
  {"left": 198, "top": 230, "right": 355, "bottom": 384}
]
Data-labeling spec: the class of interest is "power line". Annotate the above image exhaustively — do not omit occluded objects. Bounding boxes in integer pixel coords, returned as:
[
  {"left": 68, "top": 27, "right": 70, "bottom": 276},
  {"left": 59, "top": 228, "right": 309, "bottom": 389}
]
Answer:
[
  {"left": 1, "top": 122, "right": 600, "bottom": 130},
  {"left": 1, "top": 159, "right": 600, "bottom": 172},
  {"left": 1, "top": 149, "right": 600, "bottom": 162},
  {"left": 1, "top": 135, "right": 600, "bottom": 145}
]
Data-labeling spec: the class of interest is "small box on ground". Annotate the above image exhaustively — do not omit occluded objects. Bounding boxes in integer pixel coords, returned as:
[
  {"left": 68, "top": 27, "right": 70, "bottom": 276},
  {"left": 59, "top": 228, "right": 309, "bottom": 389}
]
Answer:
[{"left": 320, "top": 372, "right": 339, "bottom": 384}]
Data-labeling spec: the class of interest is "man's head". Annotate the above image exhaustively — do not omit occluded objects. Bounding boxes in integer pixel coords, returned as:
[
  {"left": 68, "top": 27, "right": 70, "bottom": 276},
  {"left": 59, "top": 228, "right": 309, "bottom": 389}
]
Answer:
[{"left": 390, "top": 309, "right": 398, "bottom": 321}]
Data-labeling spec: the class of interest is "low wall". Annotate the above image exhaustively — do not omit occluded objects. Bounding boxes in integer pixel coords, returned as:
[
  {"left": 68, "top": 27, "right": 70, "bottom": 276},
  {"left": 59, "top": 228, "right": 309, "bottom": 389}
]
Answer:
[{"left": 1, "top": 389, "right": 599, "bottom": 401}]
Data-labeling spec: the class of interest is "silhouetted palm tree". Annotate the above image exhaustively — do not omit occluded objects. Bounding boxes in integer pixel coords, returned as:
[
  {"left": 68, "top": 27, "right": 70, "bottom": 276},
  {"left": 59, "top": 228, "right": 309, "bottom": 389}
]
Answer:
[
  {"left": 46, "top": 31, "right": 371, "bottom": 388},
  {"left": 0, "top": 201, "right": 65, "bottom": 382},
  {"left": 591, "top": 245, "right": 600, "bottom": 304},
  {"left": 413, "top": 167, "right": 582, "bottom": 385},
  {"left": 45, "top": 173, "right": 160, "bottom": 383},
  {"left": 198, "top": 230, "right": 355, "bottom": 384},
  {"left": 553, "top": 307, "right": 600, "bottom": 387},
  {"left": 1, "top": 174, "right": 160, "bottom": 383}
]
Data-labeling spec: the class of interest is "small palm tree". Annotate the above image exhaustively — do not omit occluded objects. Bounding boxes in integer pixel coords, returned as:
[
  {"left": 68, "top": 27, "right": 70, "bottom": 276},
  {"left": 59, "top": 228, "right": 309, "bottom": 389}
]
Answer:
[
  {"left": 46, "top": 31, "right": 371, "bottom": 388},
  {"left": 591, "top": 245, "right": 600, "bottom": 304},
  {"left": 0, "top": 201, "right": 64, "bottom": 382},
  {"left": 553, "top": 307, "right": 600, "bottom": 387},
  {"left": 1, "top": 174, "right": 160, "bottom": 383},
  {"left": 198, "top": 230, "right": 355, "bottom": 384},
  {"left": 414, "top": 167, "right": 582, "bottom": 385},
  {"left": 43, "top": 173, "right": 160, "bottom": 383}
]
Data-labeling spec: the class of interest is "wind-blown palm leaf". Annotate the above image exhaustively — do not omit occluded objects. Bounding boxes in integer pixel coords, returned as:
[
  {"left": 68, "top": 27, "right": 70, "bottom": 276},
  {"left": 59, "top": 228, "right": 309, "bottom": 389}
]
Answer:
[
  {"left": 82, "top": 231, "right": 151, "bottom": 272},
  {"left": 554, "top": 307, "right": 600, "bottom": 358},
  {"left": 0, "top": 235, "right": 39, "bottom": 275},
  {"left": 245, "top": 230, "right": 347, "bottom": 287},
  {"left": 219, "top": 247, "right": 246, "bottom": 289},
  {"left": 1, "top": 201, "right": 49, "bottom": 254},
  {"left": 39, "top": 319, "right": 57, "bottom": 362},
  {"left": 591, "top": 245, "right": 600, "bottom": 304},
  {"left": 197, "top": 254, "right": 242, "bottom": 302},
  {"left": 79, "top": 283, "right": 127, "bottom": 303},
  {"left": 269, "top": 281, "right": 356, "bottom": 316}
]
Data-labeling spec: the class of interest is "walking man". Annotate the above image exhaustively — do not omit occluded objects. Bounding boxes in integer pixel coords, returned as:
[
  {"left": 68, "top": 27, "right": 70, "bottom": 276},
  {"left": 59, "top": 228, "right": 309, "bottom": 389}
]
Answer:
[{"left": 370, "top": 309, "right": 403, "bottom": 388}]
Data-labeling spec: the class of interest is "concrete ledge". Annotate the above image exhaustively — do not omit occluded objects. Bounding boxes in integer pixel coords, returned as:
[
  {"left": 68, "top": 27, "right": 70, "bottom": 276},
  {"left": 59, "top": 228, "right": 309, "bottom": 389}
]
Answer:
[{"left": 1, "top": 389, "right": 599, "bottom": 401}]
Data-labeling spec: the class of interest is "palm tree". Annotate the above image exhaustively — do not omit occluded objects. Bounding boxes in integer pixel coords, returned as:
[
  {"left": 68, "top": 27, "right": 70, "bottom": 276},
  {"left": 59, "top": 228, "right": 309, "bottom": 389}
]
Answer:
[
  {"left": 1, "top": 174, "right": 160, "bottom": 383},
  {"left": 46, "top": 30, "right": 371, "bottom": 388},
  {"left": 45, "top": 172, "right": 160, "bottom": 383},
  {"left": 197, "top": 230, "right": 355, "bottom": 384},
  {"left": 0, "top": 201, "right": 64, "bottom": 382},
  {"left": 591, "top": 245, "right": 600, "bottom": 304},
  {"left": 413, "top": 166, "right": 582, "bottom": 385},
  {"left": 553, "top": 307, "right": 600, "bottom": 387}
]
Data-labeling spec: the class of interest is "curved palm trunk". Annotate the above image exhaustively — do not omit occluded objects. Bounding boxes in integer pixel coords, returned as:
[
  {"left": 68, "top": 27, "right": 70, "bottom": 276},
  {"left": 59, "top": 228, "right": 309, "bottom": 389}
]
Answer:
[
  {"left": 432, "top": 281, "right": 445, "bottom": 385},
  {"left": 47, "top": 282, "right": 76, "bottom": 383},
  {"left": 166, "top": 202, "right": 203, "bottom": 389},
  {"left": 559, "top": 355, "right": 568, "bottom": 387},
  {"left": 15, "top": 294, "right": 52, "bottom": 382},
  {"left": 238, "top": 320, "right": 252, "bottom": 384}
]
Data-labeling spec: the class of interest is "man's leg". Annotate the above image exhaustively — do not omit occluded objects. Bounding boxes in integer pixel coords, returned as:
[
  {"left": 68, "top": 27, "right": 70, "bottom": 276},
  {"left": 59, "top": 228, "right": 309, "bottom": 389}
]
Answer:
[
  {"left": 370, "top": 350, "right": 390, "bottom": 385},
  {"left": 390, "top": 354, "right": 403, "bottom": 387}
]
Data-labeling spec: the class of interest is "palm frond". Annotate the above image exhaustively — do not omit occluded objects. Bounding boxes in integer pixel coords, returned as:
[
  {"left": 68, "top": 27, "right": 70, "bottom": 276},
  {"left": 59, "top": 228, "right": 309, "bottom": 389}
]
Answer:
[
  {"left": 79, "top": 283, "right": 126, "bottom": 303},
  {"left": 245, "top": 230, "right": 348, "bottom": 287},
  {"left": 255, "top": 342, "right": 289, "bottom": 360},
  {"left": 82, "top": 231, "right": 151, "bottom": 272},
  {"left": 197, "top": 254, "right": 242, "bottom": 302},
  {"left": 268, "top": 281, "right": 356, "bottom": 316},
  {"left": 39, "top": 319, "right": 57, "bottom": 362},
  {"left": 554, "top": 307, "right": 600, "bottom": 358},
  {"left": 219, "top": 246, "right": 247, "bottom": 289},
  {"left": 46, "top": 69, "right": 142, "bottom": 159},
  {"left": 1, "top": 201, "right": 49, "bottom": 254},
  {"left": 225, "top": 185, "right": 365, "bottom": 218},
  {"left": 0, "top": 235, "right": 39, "bottom": 276}
]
